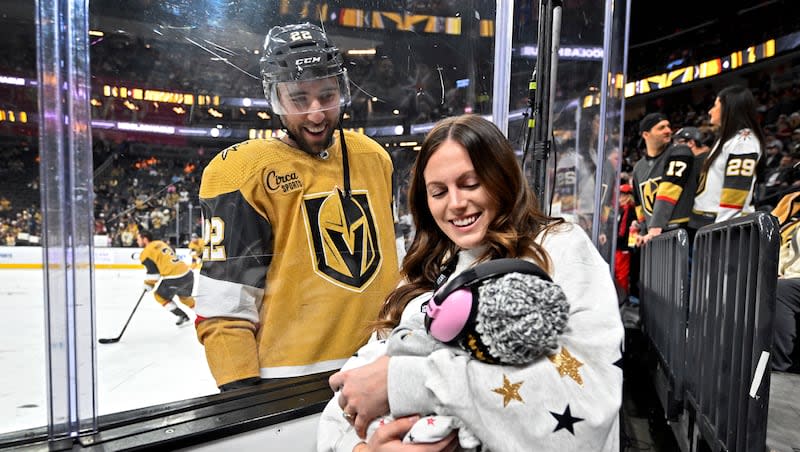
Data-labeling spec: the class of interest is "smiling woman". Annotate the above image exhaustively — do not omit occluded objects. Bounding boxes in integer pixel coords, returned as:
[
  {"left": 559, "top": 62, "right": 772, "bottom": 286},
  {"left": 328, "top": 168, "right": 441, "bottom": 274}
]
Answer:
[
  {"left": 323, "top": 115, "right": 623, "bottom": 452},
  {"left": 0, "top": 0, "right": 630, "bottom": 449},
  {"left": 423, "top": 140, "right": 498, "bottom": 250}
]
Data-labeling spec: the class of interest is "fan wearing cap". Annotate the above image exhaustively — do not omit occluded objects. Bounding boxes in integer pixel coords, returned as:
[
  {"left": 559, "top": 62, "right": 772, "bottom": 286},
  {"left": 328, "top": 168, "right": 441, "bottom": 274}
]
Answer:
[
  {"left": 673, "top": 127, "right": 713, "bottom": 174},
  {"left": 195, "top": 23, "right": 399, "bottom": 391},
  {"left": 631, "top": 113, "right": 697, "bottom": 245}
]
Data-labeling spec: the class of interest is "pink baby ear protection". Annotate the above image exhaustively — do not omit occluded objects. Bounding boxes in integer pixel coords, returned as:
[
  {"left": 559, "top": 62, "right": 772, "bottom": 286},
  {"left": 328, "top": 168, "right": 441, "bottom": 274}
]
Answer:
[{"left": 424, "top": 258, "right": 552, "bottom": 344}]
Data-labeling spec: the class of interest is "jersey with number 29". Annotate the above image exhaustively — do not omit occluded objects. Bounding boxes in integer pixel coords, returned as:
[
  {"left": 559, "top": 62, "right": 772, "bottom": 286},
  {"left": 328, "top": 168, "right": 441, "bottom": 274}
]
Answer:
[{"left": 691, "top": 129, "right": 761, "bottom": 228}]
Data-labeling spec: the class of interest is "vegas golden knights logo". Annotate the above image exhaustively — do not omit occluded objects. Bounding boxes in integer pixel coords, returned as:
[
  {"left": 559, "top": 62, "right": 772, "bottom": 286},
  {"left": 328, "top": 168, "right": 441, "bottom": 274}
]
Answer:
[
  {"left": 695, "top": 171, "right": 707, "bottom": 195},
  {"left": 303, "top": 189, "right": 381, "bottom": 291},
  {"left": 639, "top": 177, "right": 661, "bottom": 215}
]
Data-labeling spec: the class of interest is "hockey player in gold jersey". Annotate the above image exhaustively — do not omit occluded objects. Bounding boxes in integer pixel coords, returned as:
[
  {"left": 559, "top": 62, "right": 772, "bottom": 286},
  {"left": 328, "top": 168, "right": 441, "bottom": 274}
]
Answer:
[
  {"left": 196, "top": 23, "right": 400, "bottom": 391},
  {"left": 137, "top": 230, "right": 195, "bottom": 326},
  {"left": 187, "top": 233, "right": 205, "bottom": 270}
]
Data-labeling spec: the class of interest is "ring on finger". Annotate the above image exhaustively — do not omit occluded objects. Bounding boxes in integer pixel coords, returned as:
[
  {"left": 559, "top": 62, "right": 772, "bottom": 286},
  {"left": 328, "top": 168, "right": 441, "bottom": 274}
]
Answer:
[{"left": 342, "top": 411, "right": 354, "bottom": 421}]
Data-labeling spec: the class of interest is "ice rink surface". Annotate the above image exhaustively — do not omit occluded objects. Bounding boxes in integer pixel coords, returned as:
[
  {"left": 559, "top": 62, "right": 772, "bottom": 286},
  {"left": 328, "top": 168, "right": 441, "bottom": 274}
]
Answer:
[{"left": 0, "top": 269, "right": 218, "bottom": 435}]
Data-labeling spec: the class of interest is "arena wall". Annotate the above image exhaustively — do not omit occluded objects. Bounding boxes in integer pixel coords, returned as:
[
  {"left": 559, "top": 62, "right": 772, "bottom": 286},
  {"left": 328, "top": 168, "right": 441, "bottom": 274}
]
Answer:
[{"left": 0, "top": 246, "right": 192, "bottom": 269}]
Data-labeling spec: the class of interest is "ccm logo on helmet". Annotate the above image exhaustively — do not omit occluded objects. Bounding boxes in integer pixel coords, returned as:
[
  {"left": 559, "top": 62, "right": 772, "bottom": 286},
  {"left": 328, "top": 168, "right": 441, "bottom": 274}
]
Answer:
[{"left": 295, "top": 56, "right": 321, "bottom": 65}]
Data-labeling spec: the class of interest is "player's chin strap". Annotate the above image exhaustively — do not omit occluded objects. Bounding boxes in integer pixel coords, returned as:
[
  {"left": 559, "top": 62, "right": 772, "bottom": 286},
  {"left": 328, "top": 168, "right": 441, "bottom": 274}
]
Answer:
[{"left": 337, "top": 111, "right": 352, "bottom": 199}]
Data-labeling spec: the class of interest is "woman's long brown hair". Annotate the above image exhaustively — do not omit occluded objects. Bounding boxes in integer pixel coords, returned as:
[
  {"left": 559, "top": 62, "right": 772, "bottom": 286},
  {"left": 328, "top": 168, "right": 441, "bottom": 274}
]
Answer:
[{"left": 373, "top": 115, "right": 563, "bottom": 332}]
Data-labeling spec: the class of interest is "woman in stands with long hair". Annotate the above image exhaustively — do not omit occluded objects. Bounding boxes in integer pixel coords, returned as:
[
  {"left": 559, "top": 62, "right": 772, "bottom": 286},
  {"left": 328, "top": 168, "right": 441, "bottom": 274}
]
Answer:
[
  {"left": 323, "top": 114, "right": 624, "bottom": 452},
  {"left": 690, "top": 85, "right": 765, "bottom": 230}
]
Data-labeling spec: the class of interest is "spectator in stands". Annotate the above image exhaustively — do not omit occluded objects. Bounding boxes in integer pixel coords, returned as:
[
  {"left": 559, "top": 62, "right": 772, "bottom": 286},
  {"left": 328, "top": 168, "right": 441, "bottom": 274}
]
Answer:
[
  {"left": 689, "top": 85, "right": 764, "bottom": 230},
  {"left": 636, "top": 127, "right": 708, "bottom": 246},
  {"left": 761, "top": 139, "right": 784, "bottom": 173},
  {"left": 187, "top": 233, "right": 204, "bottom": 270},
  {"left": 120, "top": 221, "right": 138, "bottom": 247},
  {"left": 137, "top": 229, "right": 195, "bottom": 326},
  {"left": 776, "top": 114, "right": 793, "bottom": 141},
  {"left": 576, "top": 112, "right": 615, "bottom": 247},
  {"left": 94, "top": 215, "right": 107, "bottom": 235},
  {"left": 615, "top": 183, "right": 637, "bottom": 299},
  {"left": 196, "top": 23, "right": 399, "bottom": 391},
  {"left": 771, "top": 193, "right": 800, "bottom": 373},
  {"left": 630, "top": 113, "right": 670, "bottom": 228},
  {"left": 631, "top": 114, "right": 696, "bottom": 246},
  {"left": 789, "top": 128, "right": 800, "bottom": 154},
  {"left": 326, "top": 114, "right": 623, "bottom": 451},
  {"left": 762, "top": 152, "right": 798, "bottom": 200},
  {"left": 790, "top": 112, "right": 800, "bottom": 131}
]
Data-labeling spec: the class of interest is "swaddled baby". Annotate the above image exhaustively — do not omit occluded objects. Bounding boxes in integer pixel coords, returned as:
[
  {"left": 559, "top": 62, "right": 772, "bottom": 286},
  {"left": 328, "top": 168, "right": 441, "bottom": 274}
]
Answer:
[{"left": 360, "top": 261, "right": 570, "bottom": 449}]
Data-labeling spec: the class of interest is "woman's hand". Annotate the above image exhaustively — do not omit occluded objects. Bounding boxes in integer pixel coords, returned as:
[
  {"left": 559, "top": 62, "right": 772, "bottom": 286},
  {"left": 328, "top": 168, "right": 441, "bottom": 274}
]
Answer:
[
  {"left": 353, "top": 416, "right": 459, "bottom": 452},
  {"left": 330, "top": 355, "right": 391, "bottom": 438}
]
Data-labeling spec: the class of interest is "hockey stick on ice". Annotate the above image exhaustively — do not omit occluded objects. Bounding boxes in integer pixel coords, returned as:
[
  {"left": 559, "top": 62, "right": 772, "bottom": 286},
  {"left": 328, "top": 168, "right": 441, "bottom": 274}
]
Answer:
[{"left": 98, "top": 289, "right": 147, "bottom": 344}]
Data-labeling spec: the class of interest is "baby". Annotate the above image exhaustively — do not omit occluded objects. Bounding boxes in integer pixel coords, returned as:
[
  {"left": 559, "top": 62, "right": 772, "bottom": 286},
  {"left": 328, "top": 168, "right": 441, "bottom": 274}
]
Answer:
[{"left": 319, "top": 260, "right": 569, "bottom": 451}]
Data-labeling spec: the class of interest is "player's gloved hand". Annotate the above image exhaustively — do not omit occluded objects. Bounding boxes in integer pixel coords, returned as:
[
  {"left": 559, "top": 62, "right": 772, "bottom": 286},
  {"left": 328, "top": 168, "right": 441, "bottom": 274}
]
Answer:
[{"left": 143, "top": 282, "right": 155, "bottom": 292}]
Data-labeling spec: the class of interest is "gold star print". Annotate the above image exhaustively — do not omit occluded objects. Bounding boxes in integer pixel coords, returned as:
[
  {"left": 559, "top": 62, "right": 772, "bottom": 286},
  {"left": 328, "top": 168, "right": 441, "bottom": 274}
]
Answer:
[
  {"left": 492, "top": 374, "right": 524, "bottom": 407},
  {"left": 548, "top": 346, "right": 584, "bottom": 386}
]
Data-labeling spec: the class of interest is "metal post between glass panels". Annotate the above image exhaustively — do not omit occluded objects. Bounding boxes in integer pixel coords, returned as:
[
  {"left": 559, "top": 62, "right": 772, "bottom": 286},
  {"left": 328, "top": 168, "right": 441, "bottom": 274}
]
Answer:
[
  {"left": 36, "top": 0, "right": 98, "bottom": 439},
  {"left": 491, "top": 0, "right": 513, "bottom": 135}
]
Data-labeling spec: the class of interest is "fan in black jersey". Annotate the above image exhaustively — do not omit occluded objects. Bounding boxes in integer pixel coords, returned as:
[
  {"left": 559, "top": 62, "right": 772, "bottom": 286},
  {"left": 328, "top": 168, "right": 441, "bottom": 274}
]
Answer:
[
  {"left": 631, "top": 113, "right": 704, "bottom": 247},
  {"left": 636, "top": 123, "right": 713, "bottom": 246}
]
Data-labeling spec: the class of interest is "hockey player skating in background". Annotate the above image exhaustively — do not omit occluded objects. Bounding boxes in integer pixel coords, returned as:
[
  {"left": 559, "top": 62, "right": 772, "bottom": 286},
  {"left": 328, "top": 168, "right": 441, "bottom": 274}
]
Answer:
[
  {"left": 137, "top": 230, "right": 195, "bottom": 326},
  {"left": 187, "top": 233, "right": 205, "bottom": 270}
]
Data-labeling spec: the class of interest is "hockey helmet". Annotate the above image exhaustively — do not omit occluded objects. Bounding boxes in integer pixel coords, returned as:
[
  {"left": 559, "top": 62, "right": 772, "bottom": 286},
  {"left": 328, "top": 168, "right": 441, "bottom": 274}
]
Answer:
[{"left": 260, "top": 23, "right": 351, "bottom": 115}]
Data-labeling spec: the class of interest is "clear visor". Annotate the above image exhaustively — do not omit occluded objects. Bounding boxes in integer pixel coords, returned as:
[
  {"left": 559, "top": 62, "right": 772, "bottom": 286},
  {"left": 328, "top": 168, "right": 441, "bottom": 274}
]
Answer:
[{"left": 267, "top": 73, "right": 351, "bottom": 115}]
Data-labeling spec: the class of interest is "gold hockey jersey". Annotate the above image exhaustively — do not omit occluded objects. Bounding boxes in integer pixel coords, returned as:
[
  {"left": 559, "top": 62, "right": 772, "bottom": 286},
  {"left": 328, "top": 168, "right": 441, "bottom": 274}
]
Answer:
[
  {"left": 197, "top": 131, "right": 400, "bottom": 386},
  {"left": 188, "top": 237, "right": 205, "bottom": 256},
  {"left": 140, "top": 240, "right": 191, "bottom": 282}
]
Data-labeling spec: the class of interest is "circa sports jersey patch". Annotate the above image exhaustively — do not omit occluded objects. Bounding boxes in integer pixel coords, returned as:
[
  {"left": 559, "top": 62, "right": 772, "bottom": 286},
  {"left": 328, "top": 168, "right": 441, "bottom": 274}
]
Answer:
[
  {"left": 264, "top": 169, "right": 303, "bottom": 194},
  {"left": 639, "top": 177, "right": 661, "bottom": 215},
  {"left": 303, "top": 189, "right": 382, "bottom": 291}
]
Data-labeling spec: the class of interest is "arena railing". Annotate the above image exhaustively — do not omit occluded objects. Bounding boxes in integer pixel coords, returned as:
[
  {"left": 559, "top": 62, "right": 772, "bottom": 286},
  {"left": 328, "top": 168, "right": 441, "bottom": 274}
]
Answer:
[
  {"left": 686, "top": 211, "right": 779, "bottom": 452},
  {"left": 639, "top": 228, "right": 690, "bottom": 421}
]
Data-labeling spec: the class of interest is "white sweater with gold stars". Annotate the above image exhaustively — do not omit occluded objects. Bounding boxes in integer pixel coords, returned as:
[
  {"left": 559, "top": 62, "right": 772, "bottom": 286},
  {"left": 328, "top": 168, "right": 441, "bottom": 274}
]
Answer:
[
  {"left": 317, "top": 222, "right": 623, "bottom": 452},
  {"left": 387, "top": 223, "right": 623, "bottom": 452}
]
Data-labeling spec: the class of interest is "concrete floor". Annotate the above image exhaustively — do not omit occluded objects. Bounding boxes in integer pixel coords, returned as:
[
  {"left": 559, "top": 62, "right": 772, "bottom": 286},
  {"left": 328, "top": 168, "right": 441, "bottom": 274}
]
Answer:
[{"left": 620, "top": 327, "right": 681, "bottom": 452}]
